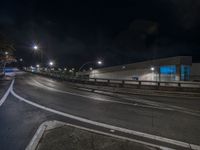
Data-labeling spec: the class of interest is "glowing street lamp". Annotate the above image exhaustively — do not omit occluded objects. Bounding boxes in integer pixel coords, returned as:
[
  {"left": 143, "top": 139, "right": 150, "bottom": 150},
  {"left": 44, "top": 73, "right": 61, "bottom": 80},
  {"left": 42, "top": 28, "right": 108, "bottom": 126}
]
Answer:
[
  {"left": 151, "top": 67, "right": 155, "bottom": 71},
  {"left": 49, "top": 61, "right": 54, "bottom": 66},
  {"left": 5, "top": 51, "right": 8, "bottom": 55},
  {"left": 36, "top": 64, "right": 40, "bottom": 68},
  {"left": 97, "top": 60, "right": 102, "bottom": 65},
  {"left": 78, "top": 60, "right": 103, "bottom": 72},
  {"left": 33, "top": 45, "right": 38, "bottom": 50}
]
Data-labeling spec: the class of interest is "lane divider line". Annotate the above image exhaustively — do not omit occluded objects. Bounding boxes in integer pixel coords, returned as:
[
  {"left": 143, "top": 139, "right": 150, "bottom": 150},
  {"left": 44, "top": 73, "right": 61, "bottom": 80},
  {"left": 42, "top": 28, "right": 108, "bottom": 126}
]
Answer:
[
  {"left": 0, "top": 80, "right": 14, "bottom": 106},
  {"left": 33, "top": 79, "right": 200, "bottom": 117},
  {"left": 31, "top": 79, "right": 178, "bottom": 111},
  {"left": 11, "top": 79, "right": 200, "bottom": 150}
]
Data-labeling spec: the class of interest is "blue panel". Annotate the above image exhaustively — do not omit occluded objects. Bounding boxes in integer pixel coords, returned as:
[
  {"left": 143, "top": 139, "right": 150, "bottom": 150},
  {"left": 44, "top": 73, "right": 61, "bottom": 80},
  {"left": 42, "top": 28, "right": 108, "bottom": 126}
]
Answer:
[
  {"left": 181, "top": 65, "right": 190, "bottom": 81},
  {"left": 160, "top": 66, "right": 176, "bottom": 74}
]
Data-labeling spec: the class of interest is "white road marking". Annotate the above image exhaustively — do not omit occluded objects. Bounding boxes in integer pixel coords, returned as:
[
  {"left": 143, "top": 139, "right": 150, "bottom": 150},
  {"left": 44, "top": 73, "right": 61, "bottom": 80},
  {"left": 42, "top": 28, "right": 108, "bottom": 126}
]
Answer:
[
  {"left": 32, "top": 78, "right": 200, "bottom": 116},
  {"left": 31, "top": 79, "right": 176, "bottom": 110},
  {"left": 11, "top": 79, "right": 200, "bottom": 150},
  {"left": 0, "top": 80, "right": 14, "bottom": 106}
]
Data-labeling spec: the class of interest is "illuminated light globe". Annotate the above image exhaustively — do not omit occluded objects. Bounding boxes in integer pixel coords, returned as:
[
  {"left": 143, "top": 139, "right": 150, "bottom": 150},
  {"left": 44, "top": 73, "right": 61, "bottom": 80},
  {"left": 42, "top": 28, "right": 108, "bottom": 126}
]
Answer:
[{"left": 49, "top": 61, "right": 54, "bottom": 66}]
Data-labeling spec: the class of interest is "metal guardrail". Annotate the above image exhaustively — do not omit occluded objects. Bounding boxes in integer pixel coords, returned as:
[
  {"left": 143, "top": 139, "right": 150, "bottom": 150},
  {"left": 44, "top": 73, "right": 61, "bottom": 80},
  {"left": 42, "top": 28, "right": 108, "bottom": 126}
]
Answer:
[{"left": 28, "top": 70, "right": 200, "bottom": 90}]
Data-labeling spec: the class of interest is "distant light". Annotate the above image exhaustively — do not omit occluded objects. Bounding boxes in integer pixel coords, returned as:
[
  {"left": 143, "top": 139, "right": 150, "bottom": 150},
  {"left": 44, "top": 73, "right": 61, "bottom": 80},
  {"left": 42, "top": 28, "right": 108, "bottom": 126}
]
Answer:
[
  {"left": 5, "top": 51, "right": 8, "bottom": 55},
  {"left": 64, "top": 68, "right": 67, "bottom": 71},
  {"left": 49, "top": 61, "right": 54, "bottom": 66},
  {"left": 97, "top": 60, "right": 102, "bottom": 65},
  {"left": 33, "top": 45, "right": 38, "bottom": 50},
  {"left": 122, "top": 66, "right": 126, "bottom": 69},
  {"left": 36, "top": 64, "right": 40, "bottom": 68},
  {"left": 89, "top": 67, "right": 93, "bottom": 71},
  {"left": 151, "top": 67, "right": 155, "bottom": 71},
  {"left": 19, "top": 58, "right": 23, "bottom": 62}
]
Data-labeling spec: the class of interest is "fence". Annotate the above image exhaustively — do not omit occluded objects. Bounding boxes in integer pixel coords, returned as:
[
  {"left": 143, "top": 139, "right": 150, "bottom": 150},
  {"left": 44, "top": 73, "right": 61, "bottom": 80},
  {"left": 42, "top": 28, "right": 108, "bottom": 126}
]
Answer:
[{"left": 28, "top": 70, "right": 200, "bottom": 92}]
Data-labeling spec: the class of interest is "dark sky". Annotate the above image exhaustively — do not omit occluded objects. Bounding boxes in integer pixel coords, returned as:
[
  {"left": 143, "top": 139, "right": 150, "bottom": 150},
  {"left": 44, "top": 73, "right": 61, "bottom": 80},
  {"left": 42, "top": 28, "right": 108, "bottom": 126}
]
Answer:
[{"left": 1, "top": 0, "right": 200, "bottom": 69}]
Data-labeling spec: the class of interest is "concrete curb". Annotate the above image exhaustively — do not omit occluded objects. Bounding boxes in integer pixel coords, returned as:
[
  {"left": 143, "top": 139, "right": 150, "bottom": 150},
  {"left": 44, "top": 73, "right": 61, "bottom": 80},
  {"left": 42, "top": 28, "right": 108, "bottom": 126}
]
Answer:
[
  {"left": 25, "top": 120, "right": 65, "bottom": 150},
  {"left": 25, "top": 119, "right": 200, "bottom": 150},
  {"left": 26, "top": 120, "right": 161, "bottom": 150}
]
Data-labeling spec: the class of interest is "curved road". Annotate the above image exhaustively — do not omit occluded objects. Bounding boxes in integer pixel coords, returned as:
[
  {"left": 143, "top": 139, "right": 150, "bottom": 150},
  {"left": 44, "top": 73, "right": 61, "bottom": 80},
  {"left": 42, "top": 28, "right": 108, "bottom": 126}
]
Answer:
[{"left": 0, "top": 72, "right": 200, "bottom": 150}]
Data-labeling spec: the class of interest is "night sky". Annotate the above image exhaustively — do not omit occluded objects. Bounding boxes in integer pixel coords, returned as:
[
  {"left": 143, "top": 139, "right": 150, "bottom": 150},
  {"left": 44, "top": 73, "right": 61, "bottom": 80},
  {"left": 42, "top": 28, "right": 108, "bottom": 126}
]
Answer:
[{"left": 1, "top": 0, "right": 200, "bottom": 69}]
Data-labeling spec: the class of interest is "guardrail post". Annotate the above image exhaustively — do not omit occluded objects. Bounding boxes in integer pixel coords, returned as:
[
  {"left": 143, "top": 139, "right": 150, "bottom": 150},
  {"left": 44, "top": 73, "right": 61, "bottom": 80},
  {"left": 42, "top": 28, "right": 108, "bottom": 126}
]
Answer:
[
  {"left": 138, "top": 81, "right": 141, "bottom": 88},
  {"left": 178, "top": 83, "right": 181, "bottom": 87},
  {"left": 121, "top": 80, "right": 125, "bottom": 87},
  {"left": 94, "top": 79, "right": 97, "bottom": 84},
  {"left": 107, "top": 79, "right": 110, "bottom": 86}
]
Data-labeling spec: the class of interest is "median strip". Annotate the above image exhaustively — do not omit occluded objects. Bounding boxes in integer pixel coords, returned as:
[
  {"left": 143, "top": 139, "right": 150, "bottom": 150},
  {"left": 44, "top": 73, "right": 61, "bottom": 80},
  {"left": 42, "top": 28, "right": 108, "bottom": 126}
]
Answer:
[{"left": 26, "top": 120, "right": 169, "bottom": 150}]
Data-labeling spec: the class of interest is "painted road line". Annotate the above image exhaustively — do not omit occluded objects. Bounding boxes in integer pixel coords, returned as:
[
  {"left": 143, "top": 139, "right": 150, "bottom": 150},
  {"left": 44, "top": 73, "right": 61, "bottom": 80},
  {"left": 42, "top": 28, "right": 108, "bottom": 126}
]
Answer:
[
  {"left": 0, "top": 80, "right": 14, "bottom": 106},
  {"left": 33, "top": 79, "right": 200, "bottom": 116},
  {"left": 11, "top": 80, "right": 200, "bottom": 150},
  {"left": 31, "top": 79, "right": 176, "bottom": 111}
]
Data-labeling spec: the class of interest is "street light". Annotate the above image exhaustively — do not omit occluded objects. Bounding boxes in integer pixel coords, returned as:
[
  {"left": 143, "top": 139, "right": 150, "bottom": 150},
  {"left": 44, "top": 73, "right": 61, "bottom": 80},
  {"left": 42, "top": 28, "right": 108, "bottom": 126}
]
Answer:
[
  {"left": 97, "top": 60, "right": 102, "bottom": 65},
  {"left": 49, "top": 61, "right": 54, "bottom": 66},
  {"left": 151, "top": 67, "right": 155, "bottom": 71},
  {"left": 5, "top": 51, "right": 8, "bottom": 55},
  {"left": 78, "top": 60, "right": 103, "bottom": 72},
  {"left": 150, "top": 67, "right": 155, "bottom": 81},
  {"left": 36, "top": 64, "right": 40, "bottom": 68},
  {"left": 33, "top": 45, "right": 38, "bottom": 50}
]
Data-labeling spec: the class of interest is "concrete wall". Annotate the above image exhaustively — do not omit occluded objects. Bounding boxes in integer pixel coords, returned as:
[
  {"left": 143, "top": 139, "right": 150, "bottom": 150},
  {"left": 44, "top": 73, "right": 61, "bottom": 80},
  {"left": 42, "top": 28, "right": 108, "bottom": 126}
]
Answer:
[
  {"left": 191, "top": 63, "right": 200, "bottom": 81},
  {"left": 90, "top": 68, "right": 157, "bottom": 81},
  {"left": 77, "top": 56, "right": 193, "bottom": 82},
  {"left": 90, "top": 66, "right": 180, "bottom": 82}
]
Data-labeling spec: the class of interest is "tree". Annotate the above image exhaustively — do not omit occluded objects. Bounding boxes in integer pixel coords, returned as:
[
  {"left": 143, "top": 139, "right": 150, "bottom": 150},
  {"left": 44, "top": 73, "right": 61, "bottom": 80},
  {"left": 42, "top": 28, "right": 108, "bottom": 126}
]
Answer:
[{"left": 0, "top": 34, "right": 16, "bottom": 75}]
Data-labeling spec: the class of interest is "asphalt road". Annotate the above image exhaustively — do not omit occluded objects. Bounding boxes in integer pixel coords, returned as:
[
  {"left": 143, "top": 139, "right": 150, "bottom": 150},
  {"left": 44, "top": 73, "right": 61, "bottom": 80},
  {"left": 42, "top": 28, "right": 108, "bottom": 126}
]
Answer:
[{"left": 0, "top": 72, "right": 200, "bottom": 150}]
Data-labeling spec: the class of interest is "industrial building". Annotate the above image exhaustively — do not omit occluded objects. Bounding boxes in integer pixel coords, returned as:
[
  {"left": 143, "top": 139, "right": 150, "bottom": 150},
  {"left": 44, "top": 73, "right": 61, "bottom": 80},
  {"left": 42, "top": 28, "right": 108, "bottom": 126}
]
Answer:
[{"left": 77, "top": 56, "right": 200, "bottom": 82}]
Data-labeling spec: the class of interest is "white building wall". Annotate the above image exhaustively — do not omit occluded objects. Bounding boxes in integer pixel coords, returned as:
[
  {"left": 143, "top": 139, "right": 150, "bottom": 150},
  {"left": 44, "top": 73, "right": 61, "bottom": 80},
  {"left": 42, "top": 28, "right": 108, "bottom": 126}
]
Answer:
[
  {"left": 191, "top": 63, "right": 200, "bottom": 81},
  {"left": 90, "top": 68, "right": 159, "bottom": 81}
]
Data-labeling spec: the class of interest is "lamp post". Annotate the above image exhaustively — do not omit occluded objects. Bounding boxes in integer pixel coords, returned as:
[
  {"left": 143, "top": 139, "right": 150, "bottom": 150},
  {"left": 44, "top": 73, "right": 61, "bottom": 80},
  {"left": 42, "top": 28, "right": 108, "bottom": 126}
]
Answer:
[
  {"left": 33, "top": 45, "right": 38, "bottom": 50},
  {"left": 32, "top": 44, "right": 44, "bottom": 66},
  {"left": 78, "top": 60, "right": 103, "bottom": 72},
  {"left": 49, "top": 61, "right": 54, "bottom": 67},
  {"left": 151, "top": 67, "right": 155, "bottom": 81}
]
